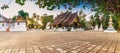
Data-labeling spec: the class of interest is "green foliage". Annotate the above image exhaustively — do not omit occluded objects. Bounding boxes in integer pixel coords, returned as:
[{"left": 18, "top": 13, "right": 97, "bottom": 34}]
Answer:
[
  {"left": 102, "top": 17, "right": 109, "bottom": 30},
  {"left": 90, "top": 15, "right": 94, "bottom": 19},
  {"left": 112, "top": 14, "right": 120, "bottom": 30},
  {"left": 29, "top": 18, "right": 34, "bottom": 24},
  {"left": 41, "top": 15, "right": 54, "bottom": 29},
  {"left": 112, "top": 18, "right": 118, "bottom": 30},
  {"left": 12, "top": 16, "right": 17, "bottom": 20},
  {"left": 67, "top": 27, "right": 71, "bottom": 31},
  {"left": 94, "top": 13, "right": 101, "bottom": 28},
  {"left": 15, "top": 0, "right": 26, "bottom": 5},
  {"left": 18, "top": 10, "right": 29, "bottom": 19},
  {"left": 89, "top": 0, "right": 120, "bottom": 31},
  {"left": 100, "top": 12, "right": 109, "bottom": 29},
  {"left": 78, "top": 10, "right": 87, "bottom": 29},
  {"left": 1, "top": 5, "right": 9, "bottom": 10},
  {"left": 90, "top": 15, "right": 95, "bottom": 27},
  {"left": 27, "top": 18, "right": 34, "bottom": 29},
  {"left": 15, "top": 0, "right": 81, "bottom": 10},
  {"left": 1, "top": 0, "right": 119, "bottom": 14},
  {"left": 80, "top": 19, "right": 86, "bottom": 29},
  {"left": 85, "top": 21, "right": 93, "bottom": 30}
]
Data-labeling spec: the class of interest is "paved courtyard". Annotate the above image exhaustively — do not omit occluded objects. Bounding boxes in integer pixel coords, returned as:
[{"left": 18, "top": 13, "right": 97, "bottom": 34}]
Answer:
[{"left": 0, "top": 31, "right": 120, "bottom": 53}]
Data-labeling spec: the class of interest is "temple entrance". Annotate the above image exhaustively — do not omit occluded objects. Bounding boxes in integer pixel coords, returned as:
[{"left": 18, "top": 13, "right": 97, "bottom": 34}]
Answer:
[
  {"left": 58, "top": 24, "right": 62, "bottom": 28},
  {"left": 73, "top": 22, "right": 78, "bottom": 28}
]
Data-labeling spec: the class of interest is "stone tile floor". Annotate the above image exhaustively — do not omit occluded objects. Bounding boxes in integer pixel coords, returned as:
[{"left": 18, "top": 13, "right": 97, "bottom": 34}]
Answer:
[{"left": 0, "top": 31, "right": 120, "bottom": 53}]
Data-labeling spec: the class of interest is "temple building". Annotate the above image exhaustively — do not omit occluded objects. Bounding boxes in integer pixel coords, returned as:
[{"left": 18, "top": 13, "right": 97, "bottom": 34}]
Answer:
[
  {"left": 52, "top": 11, "right": 80, "bottom": 31},
  {"left": 0, "top": 14, "right": 8, "bottom": 31},
  {"left": 0, "top": 14, "right": 27, "bottom": 31}
]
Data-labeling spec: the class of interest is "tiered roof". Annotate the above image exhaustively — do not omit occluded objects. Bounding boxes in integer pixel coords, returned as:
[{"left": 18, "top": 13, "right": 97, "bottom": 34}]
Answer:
[
  {"left": 7, "top": 18, "right": 14, "bottom": 23},
  {"left": 53, "top": 12, "right": 69, "bottom": 25},
  {"left": 52, "top": 11, "right": 79, "bottom": 26},
  {"left": 0, "top": 14, "right": 25, "bottom": 23},
  {"left": 15, "top": 15, "right": 26, "bottom": 22},
  {"left": 0, "top": 14, "right": 8, "bottom": 22},
  {"left": 64, "top": 12, "right": 78, "bottom": 25}
]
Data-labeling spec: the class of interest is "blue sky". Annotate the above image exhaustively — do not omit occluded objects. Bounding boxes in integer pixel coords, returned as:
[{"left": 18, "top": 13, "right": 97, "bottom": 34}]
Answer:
[{"left": 0, "top": 0, "right": 95, "bottom": 21}]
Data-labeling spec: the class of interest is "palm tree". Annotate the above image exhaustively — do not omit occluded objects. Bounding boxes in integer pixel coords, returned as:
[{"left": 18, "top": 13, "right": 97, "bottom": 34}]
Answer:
[
  {"left": 78, "top": 10, "right": 88, "bottom": 30},
  {"left": 90, "top": 15, "right": 95, "bottom": 30},
  {"left": 101, "top": 13, "right": 109, "bottom": 30},
  {"left": 94, "top": 13, "right": 102, "bottom": 29}
]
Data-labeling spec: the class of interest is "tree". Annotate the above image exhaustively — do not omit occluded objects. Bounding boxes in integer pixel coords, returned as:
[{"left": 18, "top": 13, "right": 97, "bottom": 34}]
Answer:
[
  {"left": 112, "top": 15, "right": 119, "bottom": 30},
  {"left": 101, "top": 12, "right": 109, "bottom": 30},
  {"left": 90, "top": 15, "right": 95, "bottom": 30},
  {"left": 1, "top": 0, "right": 119, "bottom": 18},
  {"left": 15, "top": 0, "right": 26, "bottom": 5},
  {"left": 92, "top": 0, "right": 120, "bottom": 15},
  {"left": 78, "top": 10, "right": 87, "bottom": 29},
  {"left": 1, "top": 4, "right": 9, "bottom": 10},
  {"left": 94, "top": 13, "right": 101, "bottom": 29},
  {"left": 18, "top": 10, "right": 29, "bottom": 19},
  {"left": 80, "top": 19, "right": 86, "bottom": 29},
  {"left": 41, "top": 14, "right": 54, "bottom": 29},
  {"left": 12, "top": 15, "right": 17, "bottom": 20},
  {"left": 102, "top": 18, "right": 109, "bottom": 30},
  {"left": 15, "top": 0, "right": 120, "bottom": 13},
  {"left": 15, "top": 0, "right": 81, "bottom": 10},
  {"left": 1, "top": 0, "right": 11, "bottom": 10},
  {"left": 27, "top": 18, "right": 34, "bottom": 29},
  {"left": 1, "top": 0, "right": 120, "bottom": 13},
  {"left": 85, "top": 21, "right": 93, "bottom": 30}
]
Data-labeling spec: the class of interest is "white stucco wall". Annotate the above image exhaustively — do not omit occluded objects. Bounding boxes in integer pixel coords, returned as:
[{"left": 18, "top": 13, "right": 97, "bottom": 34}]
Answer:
[
  {"left": 0, "top": 23, "right": 8, "bottom": 31},
  {"left": 0, "top": 16, "right": 8, "bottom": 31},
  {"left": 10, "top": 22, "right": 27, "bottom": 31},
  {"left": 0, "top": 17, "right": 5, "bottom": 21},
  {"left": 0, "top": 22, "right": 27, "bottom": 31}
]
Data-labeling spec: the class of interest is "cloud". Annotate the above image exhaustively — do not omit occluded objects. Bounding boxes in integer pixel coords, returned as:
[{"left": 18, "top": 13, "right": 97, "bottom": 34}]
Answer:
[
  {"left": 0, "top": 0, "right": 95, "bottom": 20},
  {"left": 0, "top": 0, "right": 62, "bottom": 18}
]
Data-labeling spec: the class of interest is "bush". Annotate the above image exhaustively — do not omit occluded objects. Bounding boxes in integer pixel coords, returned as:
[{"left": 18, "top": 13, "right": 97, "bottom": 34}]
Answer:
[{"left": 67, "top": 27, "right": 71, "bottom": 31}]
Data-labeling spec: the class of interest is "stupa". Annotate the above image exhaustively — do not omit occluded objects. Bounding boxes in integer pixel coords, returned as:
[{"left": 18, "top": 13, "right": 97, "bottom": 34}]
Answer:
[
  {"left": 99, "top": 24, "right": 103, "bottom": 31},
  {"left": 71, "top": 27, "right": 75, "bottom": 31},
  {"left": 94, "top": 25, "right": 99, "bottom": 31},
  {"left": 104, "top": 15, "right": 117, "bottom": 32}
]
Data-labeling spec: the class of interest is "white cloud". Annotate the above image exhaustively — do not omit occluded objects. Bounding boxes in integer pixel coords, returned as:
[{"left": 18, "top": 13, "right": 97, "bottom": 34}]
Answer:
[
  {"left": 0, "top": 0, "right": 95, "bottom": 20},
  {"left": 0, "top": 0, "right": 62, "bottom": 18}
]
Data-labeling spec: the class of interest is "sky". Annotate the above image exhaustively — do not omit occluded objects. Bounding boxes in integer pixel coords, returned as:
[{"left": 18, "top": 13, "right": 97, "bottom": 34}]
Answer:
[{"left": 0, "top": 0, "right": 95, "bottom": 21}]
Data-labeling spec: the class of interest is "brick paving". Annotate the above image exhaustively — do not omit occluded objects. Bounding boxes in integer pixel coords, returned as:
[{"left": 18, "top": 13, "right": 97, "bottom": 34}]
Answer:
[{"left": 0, "top": 31, "right": 120, "bottom": 53}]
